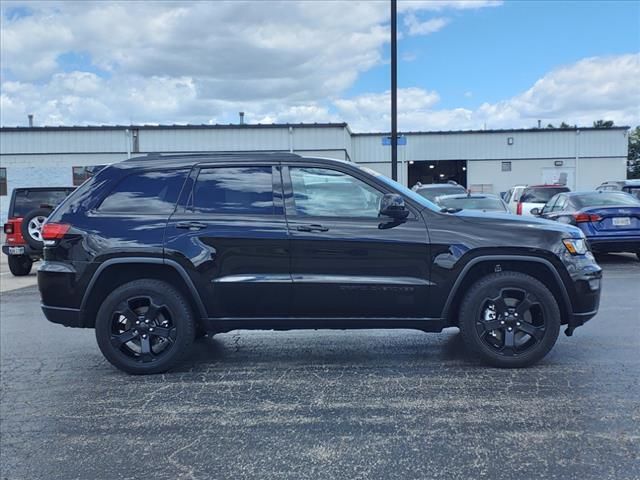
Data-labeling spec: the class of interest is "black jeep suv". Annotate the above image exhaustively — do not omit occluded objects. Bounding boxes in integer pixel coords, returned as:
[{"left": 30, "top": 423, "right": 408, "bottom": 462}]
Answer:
[{"left": 38, "top": 153, "right": 602, "bottom": 374}]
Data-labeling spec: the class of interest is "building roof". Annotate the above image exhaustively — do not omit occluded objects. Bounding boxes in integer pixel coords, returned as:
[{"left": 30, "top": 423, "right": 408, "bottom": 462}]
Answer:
[
  {"left": 0, "top": 122, "right": 348, "bottom": 132},
  {"left": 0, "top": 123, "right": 629, "bottom": 135},
  {"left": 353, "top": 126, "right": 630, "bottom": 136}
]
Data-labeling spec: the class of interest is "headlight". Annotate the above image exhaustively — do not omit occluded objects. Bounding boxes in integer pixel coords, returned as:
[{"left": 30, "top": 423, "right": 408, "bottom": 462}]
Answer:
[{"left": 562, "top": 238, "right": 588, "bottom": 255}]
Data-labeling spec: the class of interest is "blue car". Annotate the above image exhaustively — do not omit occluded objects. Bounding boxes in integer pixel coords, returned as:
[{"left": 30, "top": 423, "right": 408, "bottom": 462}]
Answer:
[{"left": 535, "top": 191, "right": 640, "bottom": 260}]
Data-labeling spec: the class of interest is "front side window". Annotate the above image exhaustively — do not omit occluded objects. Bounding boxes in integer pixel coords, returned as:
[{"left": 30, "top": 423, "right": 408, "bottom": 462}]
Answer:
[
  {"left": 99, "top": 169, "right": 188, "bottom": 214},
  {"left": 289, "top": 167, "right": 383, "bottom": 218},
  {"left": 191, "top": 166, "right": 274, "bottom": 215}
]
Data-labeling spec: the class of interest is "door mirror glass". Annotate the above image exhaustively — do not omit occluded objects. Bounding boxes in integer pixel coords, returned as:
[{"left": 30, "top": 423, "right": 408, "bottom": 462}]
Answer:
[
  {"left": 379, "top": 194, "right": 409, "bottom": 219},
  {"left": 530, "top": 207, "right": 541, "bottom": 216}
]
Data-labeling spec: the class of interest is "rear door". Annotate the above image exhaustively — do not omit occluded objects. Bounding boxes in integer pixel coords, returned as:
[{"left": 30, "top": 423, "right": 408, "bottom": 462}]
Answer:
[
  {"left": 165, "top": 163, "right": 291, "bottom": 318},
  {"left": 283, "top": 163, "right": 431, "bottom": 319}
]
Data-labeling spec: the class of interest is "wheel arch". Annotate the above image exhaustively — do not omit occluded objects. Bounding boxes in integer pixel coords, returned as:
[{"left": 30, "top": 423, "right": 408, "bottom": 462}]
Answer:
[
  {"left": 80, "top": 258, "right": 207, "bottom": 328},
  {"left": 443, "top": 255, "right": 572, "bottom": 326}
]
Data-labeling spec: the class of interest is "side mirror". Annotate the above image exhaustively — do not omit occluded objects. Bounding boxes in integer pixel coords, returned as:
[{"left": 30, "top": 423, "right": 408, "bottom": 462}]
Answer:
[
  {"left": 379, "top": 193, "right": 409, "bottom": 220},
  {"left": 530, "top": 207, "right": 541, "bottom": 216}
]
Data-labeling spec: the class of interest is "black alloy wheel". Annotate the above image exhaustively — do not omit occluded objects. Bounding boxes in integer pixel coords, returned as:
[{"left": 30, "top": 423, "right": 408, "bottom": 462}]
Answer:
[
  {"left": 475, "top": 288, "right": 545, "bottom": 357},
  {"left": 109, "top": 296, "right": 177, "bottom": 362},
  {"left": 459, "top": 271, "right": 560, "bottom": 368},
  {"left": 95, "top": 279, "right": 195, "bottom": 374}
]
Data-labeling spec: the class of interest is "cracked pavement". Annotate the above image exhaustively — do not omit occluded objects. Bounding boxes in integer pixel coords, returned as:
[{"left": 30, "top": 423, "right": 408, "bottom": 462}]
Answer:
[{"left": 1, "top": 254, "right": 639, "bottom": 480}]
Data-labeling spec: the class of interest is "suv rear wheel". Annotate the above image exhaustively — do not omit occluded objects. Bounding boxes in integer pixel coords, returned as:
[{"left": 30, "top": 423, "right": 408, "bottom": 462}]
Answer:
[
  {"left": 95, "top": 279, "right": 196, "bottom": 374},
  {"left": 8, "top": 255, "right": 33, "bottom": 276},
  {"left": 459, "top": 271, "right": 560, "bottom": 368}
]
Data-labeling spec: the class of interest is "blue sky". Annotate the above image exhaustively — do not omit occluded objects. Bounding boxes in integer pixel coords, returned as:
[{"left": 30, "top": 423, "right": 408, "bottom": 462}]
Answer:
[
  {"left": 1, "top": 1, "right": 639, "bottom": 131},
  {"left": 352, "top": 0, "right": 640, "bottom": 108}
]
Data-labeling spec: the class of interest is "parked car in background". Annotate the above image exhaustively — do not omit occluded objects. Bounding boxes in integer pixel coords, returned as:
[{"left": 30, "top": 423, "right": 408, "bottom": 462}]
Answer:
[
  {"left": 533, "top": 191, "right": 640, "bottom": 260},
  {"left": 2, "top": 187, "right": 75, "bottom": 276},
  {"left": 413, "top": 181, "right": 467, "bottom": 204},
  {"left": 512, "top": 184, "right": 571, "bottom": 216},
  {"left": 37, "top": 153, "right": 602, "bottom": 374},
  {"left": 503, "top": 185, "right": 526, "bottom": 213},
  {"left": 596, "top": 179, "right": 640, "bottom": 199},
  {"left": 437, "top": 193, "right": 510, "bottom": 213}
]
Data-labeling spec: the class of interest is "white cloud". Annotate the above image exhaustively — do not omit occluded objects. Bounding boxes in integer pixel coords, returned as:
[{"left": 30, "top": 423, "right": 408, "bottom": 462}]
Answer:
[
  {"left": 0, "top": 2, "right": 636, "bottom": 134},
  {"left": 330, "top": 54, "right": 640, "bottom": 132},
  {"left": 404, "top": 15, "right": 450, "bottom": 36},
  {"left": 398, "top": 0, "right": 503, "bottom": 12}
]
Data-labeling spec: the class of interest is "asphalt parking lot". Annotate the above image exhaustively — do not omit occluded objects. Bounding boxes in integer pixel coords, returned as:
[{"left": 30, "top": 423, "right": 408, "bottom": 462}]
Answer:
[{"left": 1, "top": 254, "right": 639, "bottom": 480}]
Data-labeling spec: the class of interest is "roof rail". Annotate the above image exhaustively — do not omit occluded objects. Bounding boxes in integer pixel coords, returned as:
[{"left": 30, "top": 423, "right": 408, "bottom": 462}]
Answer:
[{"left": 124, "top": 151, "right": 303, "bottom": 162}]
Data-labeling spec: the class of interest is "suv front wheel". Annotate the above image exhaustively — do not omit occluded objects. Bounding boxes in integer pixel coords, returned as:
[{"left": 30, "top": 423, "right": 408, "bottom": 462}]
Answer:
[
  {"left": 459, "top": 271, "right": 561, "bottom": 368},
  {"left": 95, "top": 279, "right": 196, "bottom": 374}
]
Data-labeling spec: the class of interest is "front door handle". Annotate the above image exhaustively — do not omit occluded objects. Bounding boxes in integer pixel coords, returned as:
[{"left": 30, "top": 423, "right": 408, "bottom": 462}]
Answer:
[
  {"left": 296, "top": 224, "right": 329, "bottom": 233},
  {"left": 176, "top": 221, "right": 208, "bottom": 230}
]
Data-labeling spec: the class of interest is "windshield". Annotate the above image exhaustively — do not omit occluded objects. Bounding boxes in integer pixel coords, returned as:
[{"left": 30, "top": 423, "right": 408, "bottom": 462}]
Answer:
[
  {"left": 415, "top": 186, "right": 466, "bottom": 203},
  {"left": 574, "top": 192, "right": 640, "bottom": 208},
  {"left": 357, "top": 166, "right": 439, "bottom": 210},
  {"left": 521, "top": 187, "right": 569, "bottom": 203},
  {"left": 438, "top": 196, "right": 507, "bottom": 211}
]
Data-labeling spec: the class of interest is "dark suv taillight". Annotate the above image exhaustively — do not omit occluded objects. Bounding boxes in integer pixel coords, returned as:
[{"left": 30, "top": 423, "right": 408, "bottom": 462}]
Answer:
[{"left": 41, "top": 223, "right": 71, "bottom": 241}]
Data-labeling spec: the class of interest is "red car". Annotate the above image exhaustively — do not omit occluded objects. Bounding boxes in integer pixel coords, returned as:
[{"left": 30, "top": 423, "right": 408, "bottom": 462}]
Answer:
[{"left": 3, "top": 187, "right": 74, "bottom": 276}]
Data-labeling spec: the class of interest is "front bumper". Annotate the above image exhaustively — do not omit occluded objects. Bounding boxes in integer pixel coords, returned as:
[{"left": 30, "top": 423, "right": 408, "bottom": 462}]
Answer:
[
  {"left": 586, "top": 236, "right": 640, "bottom": 253},
  {"left": 564, "top": 261, "right": 602, "bottom": 336}
]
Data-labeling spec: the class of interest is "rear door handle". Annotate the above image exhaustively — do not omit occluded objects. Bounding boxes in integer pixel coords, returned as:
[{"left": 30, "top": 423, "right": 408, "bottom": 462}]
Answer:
[
  {"left": 176, "top": 221, "right": 208, "bottom": 230},
  {"left": 296, "top": 224, "right": 329, "bottom": 233}
]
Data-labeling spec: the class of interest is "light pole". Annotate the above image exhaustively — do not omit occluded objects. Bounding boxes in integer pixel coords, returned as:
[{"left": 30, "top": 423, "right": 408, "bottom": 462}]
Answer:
[{"left": 391, "top": 0, "right": 398, "bottom": 181}]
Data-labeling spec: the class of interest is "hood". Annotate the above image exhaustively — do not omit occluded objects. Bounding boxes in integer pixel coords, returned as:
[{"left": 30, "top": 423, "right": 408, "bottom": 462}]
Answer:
[{"left": 452, "top": 209, "right": 584, "bottom": 238}]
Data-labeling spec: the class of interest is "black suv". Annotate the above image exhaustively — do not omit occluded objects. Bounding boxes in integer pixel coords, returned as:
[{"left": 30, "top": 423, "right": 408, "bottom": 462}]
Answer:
[{"left": 38, "top": 154, "right": 602, "bottom": 374}]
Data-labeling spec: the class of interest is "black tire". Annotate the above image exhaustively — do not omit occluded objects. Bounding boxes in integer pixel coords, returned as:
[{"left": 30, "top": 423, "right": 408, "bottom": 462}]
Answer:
[
  {"left": 21, "top": 208, "right": 51, "bottom": 250},
  {"left": 7, "top": 255, "right": 33, "bottom": 276},
  {"left": 459, "top": 271, "right": 561, "bottom": 368},
  {"left": 95, "top": 279, "right": 196, "bottom": 375}
]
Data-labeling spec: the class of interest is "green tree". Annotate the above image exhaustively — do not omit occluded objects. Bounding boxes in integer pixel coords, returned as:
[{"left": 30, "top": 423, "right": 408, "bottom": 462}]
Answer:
[
  {"left": 559, "top": 122, "right": 571, "bottom": 128},
  {"left": 593, "top": 119, "right": 615, "bottom": 128},
  {"left": 628, "top": 126, "right": 640, "bottom": 179}
]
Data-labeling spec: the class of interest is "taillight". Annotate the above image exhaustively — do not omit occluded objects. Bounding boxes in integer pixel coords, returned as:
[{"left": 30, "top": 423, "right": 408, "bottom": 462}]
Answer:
[
  {"left": 574, "top": 213, "right": 601, "bottom": 223},
  {"left": 41, "top": 223, "right": 71, "bottom": 241},
  {"left": 3, "top": 223, "right": 13, "bottom": 234},
  {"left": 516, "top": 202, "right": 522, "bottom": 215}
]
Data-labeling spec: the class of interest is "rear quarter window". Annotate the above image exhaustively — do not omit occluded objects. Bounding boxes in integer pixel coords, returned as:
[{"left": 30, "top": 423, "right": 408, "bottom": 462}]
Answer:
[{"left": 98, "top": 169, "right": 188, "bottom": 214}]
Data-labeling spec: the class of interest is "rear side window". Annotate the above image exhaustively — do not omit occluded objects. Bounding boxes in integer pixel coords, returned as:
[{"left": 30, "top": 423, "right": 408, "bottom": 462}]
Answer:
[
  {"left": 11, "top": 189, "right": 73, "bottom": 217},
  {"left": 521, "top": 187, "right": 569, "bottom": 203},
  {"left": 574, "top": 192, "right": 640, "bottom": 208},
  {"left": 190, "top": 166, "right": 274, "bottom": 215},
  {"left": 99, "top": 169, "right": 188, "bottom": 214}
]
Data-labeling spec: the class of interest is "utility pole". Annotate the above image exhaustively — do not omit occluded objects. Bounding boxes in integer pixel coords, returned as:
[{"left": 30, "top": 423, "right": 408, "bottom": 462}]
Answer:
[{"left": 390, "top": 0, "right": 398, "bottom": 181}]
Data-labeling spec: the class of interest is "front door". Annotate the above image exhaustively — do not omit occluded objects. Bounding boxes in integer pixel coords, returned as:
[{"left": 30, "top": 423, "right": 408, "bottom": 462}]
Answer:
[
  {"left": 283, "top": 164, "right": 431, "bottom": 318},
  {"left": 165, "top": 163, "right": 291, "bottom": 318}
]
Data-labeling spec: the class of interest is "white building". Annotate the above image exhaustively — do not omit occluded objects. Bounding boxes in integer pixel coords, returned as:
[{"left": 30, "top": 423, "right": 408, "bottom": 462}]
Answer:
[{"left": 0, "top": 123, "right": 629, "bottom": 222}]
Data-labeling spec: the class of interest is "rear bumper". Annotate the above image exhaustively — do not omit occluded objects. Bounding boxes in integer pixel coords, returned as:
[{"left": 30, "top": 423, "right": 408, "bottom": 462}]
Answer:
[
  {"left": 586, "top": 236, "right": 640, "bottom": 253},
  {"left": 41, "top": 305, "right": 83, "bottom": 328},
  {"left": 2, "top": 244, "right": 42, "bottom": 257}
]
